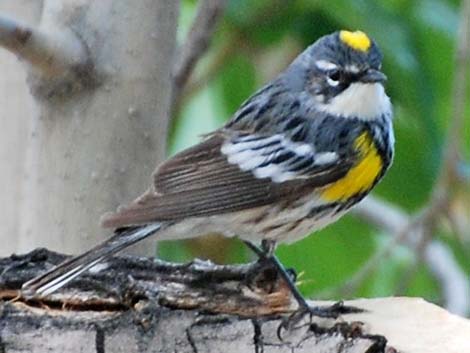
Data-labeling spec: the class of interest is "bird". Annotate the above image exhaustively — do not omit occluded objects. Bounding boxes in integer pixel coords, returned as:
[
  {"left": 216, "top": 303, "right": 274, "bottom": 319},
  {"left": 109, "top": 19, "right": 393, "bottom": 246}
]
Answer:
[{"left": 22, "top": 30, "right": 394, "bottom": 318}]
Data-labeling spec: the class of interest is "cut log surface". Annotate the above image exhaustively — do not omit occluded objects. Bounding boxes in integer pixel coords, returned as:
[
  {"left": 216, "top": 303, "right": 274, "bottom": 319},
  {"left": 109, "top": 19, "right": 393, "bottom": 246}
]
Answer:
[{"left": 0, "top": 249, "right": 469, "bottom": 353}]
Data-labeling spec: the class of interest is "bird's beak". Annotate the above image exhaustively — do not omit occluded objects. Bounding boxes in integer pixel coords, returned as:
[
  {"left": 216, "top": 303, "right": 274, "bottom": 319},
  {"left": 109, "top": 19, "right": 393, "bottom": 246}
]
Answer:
[{"left": 360, "top": 69, "right": 387, "bottom": 83}]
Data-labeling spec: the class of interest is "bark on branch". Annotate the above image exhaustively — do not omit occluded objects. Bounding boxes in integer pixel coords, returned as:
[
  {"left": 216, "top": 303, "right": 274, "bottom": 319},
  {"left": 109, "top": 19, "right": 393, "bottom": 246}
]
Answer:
[
  {"left": 1, "top": 249, "right": 469, "bottom": 352},
  {"left": 0, "top": 14, "right": 88, "bottom": 78}
]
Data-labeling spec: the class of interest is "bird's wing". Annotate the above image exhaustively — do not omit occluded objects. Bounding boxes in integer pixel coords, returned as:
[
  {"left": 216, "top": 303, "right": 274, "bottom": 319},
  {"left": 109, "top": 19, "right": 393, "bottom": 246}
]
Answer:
[{"left": 101, "top": 131, "right": 354, "bottom": 228}]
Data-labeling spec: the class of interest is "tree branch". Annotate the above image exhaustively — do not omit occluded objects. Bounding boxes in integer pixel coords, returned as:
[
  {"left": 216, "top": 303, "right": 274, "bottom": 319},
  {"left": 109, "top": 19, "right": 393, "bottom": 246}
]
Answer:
[
  {"left": 2, "top": 250, "right": 470, "bottom": 352},
  {"left": 4, "top": 250, "right": 470, "bottom": 352},
  {"left": 433, "top": 0, "right": 470, "bottom": 193},
  {"left": 182, "top": 34, "right": 240, "bottom": 104},
  {"left": 353, "top": 196, "right": 470, "bottom": 316},
  {"left": 0, "top": 14, "right": 88, "bottom": 77},
  {"left": 171, "top": 0, "right": 226, "bottom": 114},
  {"left": 0, "top": 249, "right": 394, "bottom": 353}
]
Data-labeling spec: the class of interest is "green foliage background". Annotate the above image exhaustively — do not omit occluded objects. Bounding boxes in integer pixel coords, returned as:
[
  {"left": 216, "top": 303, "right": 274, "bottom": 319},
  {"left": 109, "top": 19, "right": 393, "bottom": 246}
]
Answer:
[{"left": 159, "top": 0, "right": 470, "bottom": 308}]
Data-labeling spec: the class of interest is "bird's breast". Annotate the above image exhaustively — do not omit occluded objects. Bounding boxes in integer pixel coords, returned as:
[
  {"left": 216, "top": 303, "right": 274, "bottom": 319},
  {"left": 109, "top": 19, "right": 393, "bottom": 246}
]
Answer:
[{"left": 321, "top": 131, "right": 384, "bottom": 202}]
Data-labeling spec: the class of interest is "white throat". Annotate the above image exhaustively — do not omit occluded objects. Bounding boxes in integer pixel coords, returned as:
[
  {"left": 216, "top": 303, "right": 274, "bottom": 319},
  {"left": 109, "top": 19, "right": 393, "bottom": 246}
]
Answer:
[{"left": 319, "top": 83, "right": 391, "bottom": 120}]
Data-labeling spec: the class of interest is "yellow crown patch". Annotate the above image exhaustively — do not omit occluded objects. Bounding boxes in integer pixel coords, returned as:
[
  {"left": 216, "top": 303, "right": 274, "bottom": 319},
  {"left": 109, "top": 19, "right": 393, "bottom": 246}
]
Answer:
[{"left": 339, "top": 30, "right": 371, "bottom": 52}]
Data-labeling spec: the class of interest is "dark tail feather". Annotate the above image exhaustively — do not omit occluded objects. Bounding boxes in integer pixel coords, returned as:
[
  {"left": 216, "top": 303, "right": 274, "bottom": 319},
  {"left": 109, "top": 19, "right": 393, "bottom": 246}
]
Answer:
[{"left": 21, "top": 223, "right": 162, "bottom": 297}]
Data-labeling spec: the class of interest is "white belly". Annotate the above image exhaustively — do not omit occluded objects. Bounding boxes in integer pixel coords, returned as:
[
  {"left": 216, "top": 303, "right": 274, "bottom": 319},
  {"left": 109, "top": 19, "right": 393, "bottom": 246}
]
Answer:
[{"left": 156, "top": 195, "right": 346, "bottom": 245}]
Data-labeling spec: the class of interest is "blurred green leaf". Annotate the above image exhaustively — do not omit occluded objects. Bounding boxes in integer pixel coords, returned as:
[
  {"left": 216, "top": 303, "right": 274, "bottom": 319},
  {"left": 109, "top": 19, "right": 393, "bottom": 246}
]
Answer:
[
  {"left": 226, "top": 0, "right": 298, "bottom": 46},
  {"left": 158, "top": 240, "right": 193, "bottom": 263},
  {"left": 169, "top": 85, "right": 226, "bottom": 156},
  {"left": 277, "top": 215, "right": 375, "bottom": 297},
  {"left": 217, "top": 53, "right": 257, "bottom": 115}
]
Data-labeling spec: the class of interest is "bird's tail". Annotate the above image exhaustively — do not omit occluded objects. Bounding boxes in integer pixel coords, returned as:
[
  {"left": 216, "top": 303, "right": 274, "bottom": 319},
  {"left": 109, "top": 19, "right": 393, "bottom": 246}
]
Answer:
[{"left": 21, "top": 223, "right": 162, "bottom": 297}]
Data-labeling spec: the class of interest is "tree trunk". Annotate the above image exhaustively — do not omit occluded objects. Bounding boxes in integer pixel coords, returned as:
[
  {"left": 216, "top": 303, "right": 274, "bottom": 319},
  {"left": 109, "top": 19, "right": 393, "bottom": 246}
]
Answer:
[
  {"left": 0, "top": 0, "right": 178, "bottom": 256},
  {"left": 1, "top": 249, "right": 469, "bottom": 353},
  {"left": 0, "top": 1, "right": 41, "bottom": 255}
]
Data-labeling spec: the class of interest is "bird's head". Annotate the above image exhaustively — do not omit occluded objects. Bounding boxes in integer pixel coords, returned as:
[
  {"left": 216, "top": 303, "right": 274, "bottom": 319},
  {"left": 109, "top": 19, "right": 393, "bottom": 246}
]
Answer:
[{"left": 289, "top": 30, "right": 390, "bottom": 120}]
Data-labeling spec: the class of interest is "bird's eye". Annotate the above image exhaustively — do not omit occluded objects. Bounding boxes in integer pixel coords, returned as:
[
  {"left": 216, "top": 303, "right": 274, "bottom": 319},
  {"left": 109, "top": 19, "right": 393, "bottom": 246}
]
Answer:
[{"left": 326, "top": 70, "right": 341, "bottom": 86}]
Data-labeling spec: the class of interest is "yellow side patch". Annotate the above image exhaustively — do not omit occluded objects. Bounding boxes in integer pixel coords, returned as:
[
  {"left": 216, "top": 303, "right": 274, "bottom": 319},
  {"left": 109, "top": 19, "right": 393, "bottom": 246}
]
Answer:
[
  {"left": 322, "top": 132, "right": 382, "bottom": 202},
  {"left": 339, "top": 30, "right": 371, "bottom": 52}
]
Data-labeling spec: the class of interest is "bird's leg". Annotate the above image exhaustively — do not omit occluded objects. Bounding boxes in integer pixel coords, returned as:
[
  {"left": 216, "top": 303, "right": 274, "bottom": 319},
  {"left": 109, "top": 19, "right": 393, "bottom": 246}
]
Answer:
[
  {"left": 259, "top": 239, "right": 311, "bottom": 309},
  {"left": 245, "top": 240, "right": 335, "bottom": 311},
  {"left": 244, "top": 240, "right": 363, "bottom": 338},
  {"left": 260, "top": 239, "right": 276, "bottom": 257}
]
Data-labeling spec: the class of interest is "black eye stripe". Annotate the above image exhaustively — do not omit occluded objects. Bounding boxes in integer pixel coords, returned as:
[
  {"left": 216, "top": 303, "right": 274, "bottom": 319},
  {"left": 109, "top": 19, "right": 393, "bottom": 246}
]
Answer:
[{"left": 319, "top": 65, "right": 367, "bottom": 82}]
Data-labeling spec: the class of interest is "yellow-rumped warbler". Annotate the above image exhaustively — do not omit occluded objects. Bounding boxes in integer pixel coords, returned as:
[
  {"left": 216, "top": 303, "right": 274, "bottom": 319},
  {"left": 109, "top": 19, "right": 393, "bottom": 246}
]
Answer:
[{"left": 22, "top": 30, "right": 394, "bottom": 316}]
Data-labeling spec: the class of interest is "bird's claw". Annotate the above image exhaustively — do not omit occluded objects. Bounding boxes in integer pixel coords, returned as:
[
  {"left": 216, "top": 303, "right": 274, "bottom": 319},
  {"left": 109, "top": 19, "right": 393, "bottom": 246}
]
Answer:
[{"left": 277, "top": 301, "right": 364, "bottom": 340}]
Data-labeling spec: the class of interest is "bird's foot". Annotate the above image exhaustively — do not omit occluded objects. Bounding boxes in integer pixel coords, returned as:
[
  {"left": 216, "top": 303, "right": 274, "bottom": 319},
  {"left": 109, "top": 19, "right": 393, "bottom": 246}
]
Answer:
[{"left": 277, "top": 301, "right": 364, "bottom": 340}]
